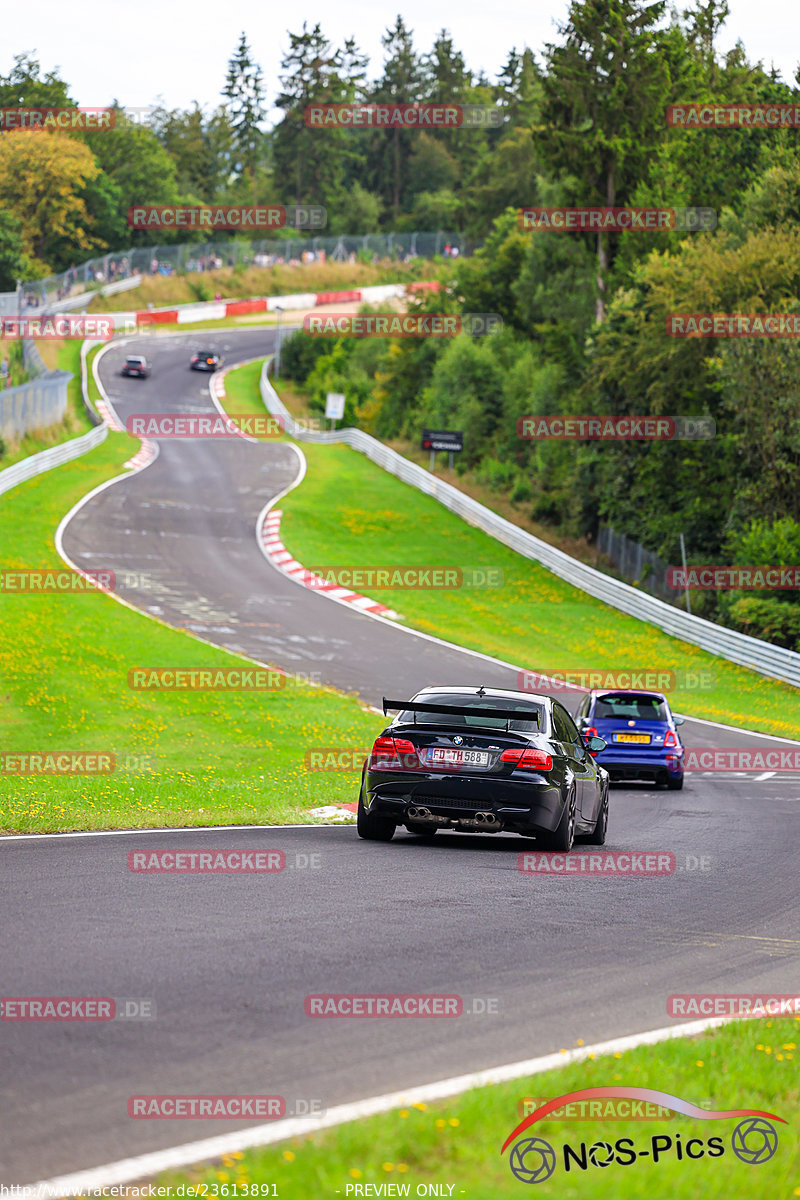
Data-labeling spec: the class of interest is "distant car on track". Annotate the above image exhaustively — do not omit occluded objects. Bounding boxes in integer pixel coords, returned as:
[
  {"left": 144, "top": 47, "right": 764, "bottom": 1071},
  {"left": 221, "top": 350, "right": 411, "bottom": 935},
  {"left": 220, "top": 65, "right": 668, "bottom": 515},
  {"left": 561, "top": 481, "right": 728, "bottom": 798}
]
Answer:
[
  {"left": 121, "top": 355, "right": 149, "bottom": 378},
  {"left": 357, "top": 686, "right": 609, "bottom": 849},
  {"left": 190, "top": 350, "right": 222, "bottom": 372},
  {"left": 575, "top": 689, "right": 685, "bottom": 789}
]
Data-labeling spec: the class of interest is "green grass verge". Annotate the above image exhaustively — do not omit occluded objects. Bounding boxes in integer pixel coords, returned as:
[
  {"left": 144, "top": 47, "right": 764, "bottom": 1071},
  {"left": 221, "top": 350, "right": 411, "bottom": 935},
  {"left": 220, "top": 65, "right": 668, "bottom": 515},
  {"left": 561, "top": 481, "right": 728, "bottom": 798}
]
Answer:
[
  {"left": 213, "top": 357, "right": 800, "bottom": 736},
  {"left": 273, "top": 441, "right": 800, "bottom": 739},
  {"left": 159, "top": 1016, "right": 800, "bottom": 1199},
  {"left": 0, "top": 430, "right": 382, "bottom": 833}
]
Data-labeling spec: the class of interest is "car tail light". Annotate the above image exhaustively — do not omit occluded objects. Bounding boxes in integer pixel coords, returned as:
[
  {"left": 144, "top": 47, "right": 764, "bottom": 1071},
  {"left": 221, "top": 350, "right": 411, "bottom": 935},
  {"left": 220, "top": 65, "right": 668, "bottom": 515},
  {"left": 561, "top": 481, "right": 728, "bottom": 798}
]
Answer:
[
  {"left": 664, "top": 730, "right": 678, "bottom": 748},
  {"left": 369, "top": 735, "right": 417, "bottom": 770},
  {"left": 500, "top": 747, "right": 553, "bottom": 771}
]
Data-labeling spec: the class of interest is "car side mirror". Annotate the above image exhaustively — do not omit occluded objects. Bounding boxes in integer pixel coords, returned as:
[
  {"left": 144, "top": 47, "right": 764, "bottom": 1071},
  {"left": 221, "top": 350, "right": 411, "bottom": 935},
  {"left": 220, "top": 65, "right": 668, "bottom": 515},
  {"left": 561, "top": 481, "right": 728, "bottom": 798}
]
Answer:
[
  {"left": 587, "top": 736, "right": 607, "bottom": 755},
  {"left": 674, "top": 716, "right": 685, "bottom": 726}
]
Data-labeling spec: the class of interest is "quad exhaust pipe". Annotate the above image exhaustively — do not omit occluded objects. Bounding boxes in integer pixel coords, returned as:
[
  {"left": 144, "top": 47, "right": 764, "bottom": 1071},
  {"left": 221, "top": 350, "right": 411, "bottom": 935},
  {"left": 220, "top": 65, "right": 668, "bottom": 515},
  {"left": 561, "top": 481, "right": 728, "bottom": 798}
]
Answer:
[{"left": 407, "top": 805, "right": 502, "bottom": 832}]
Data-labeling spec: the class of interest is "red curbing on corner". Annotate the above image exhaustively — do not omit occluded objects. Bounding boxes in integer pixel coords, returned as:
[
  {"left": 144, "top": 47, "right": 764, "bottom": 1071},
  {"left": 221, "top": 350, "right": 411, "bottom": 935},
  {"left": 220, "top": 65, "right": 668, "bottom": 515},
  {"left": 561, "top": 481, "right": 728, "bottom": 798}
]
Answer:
[{"left": 259, "top": 509, "right": 401, "bottom": 621}]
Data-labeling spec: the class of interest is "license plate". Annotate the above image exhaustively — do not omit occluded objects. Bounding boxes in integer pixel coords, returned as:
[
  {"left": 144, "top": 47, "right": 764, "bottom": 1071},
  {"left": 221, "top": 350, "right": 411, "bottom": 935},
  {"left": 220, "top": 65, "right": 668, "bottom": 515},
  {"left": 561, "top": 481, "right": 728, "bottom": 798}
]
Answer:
[
  {"left": 426, "top": 748, "right": 490, "bottom": 767},
  {"left": 614, "top": 733, "right": 651, "bottom": 744}
]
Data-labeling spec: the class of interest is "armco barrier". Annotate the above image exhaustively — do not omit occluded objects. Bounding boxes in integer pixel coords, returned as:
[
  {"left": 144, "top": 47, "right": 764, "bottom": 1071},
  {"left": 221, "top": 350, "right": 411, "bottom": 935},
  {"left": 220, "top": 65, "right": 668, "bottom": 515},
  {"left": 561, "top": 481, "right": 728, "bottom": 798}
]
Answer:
[
  {"left": 0, "top": 422, "right": 107, "bottom": 498},
  {"left": 0, "top": 341, "right": 109, "bottom": 496},
  {"left": 260, "top": 364, "right": 800, "bottom": 689}
]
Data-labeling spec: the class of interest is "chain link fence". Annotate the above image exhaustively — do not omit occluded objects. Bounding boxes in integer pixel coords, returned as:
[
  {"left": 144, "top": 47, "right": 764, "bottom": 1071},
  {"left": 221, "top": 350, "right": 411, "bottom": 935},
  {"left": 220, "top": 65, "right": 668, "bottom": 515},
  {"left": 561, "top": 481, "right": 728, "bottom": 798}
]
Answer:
[
  {"left": 10, "top": 231, "right": 466, "bottom": 312},
  {"left": 597, "top": 525, "right": 673, "bottom": 600},
  {"left": 0, "top": 372, "right": 71, "bottom": 442}
]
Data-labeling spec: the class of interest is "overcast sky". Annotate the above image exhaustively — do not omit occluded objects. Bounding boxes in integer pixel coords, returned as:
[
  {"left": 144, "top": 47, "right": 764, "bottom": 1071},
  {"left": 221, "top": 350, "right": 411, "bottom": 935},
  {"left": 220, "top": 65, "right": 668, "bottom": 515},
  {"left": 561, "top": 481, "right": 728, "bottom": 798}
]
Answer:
[{"left": 2, "top": 0, "right": 796, "bottom": 120}]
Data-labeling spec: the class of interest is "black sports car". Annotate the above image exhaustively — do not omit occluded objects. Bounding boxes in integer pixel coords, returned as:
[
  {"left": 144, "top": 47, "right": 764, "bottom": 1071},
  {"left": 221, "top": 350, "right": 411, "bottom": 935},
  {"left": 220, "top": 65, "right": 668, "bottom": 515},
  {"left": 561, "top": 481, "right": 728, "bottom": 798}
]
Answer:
[
  {"left": 357, "top": 686, "right": 609, "bottom": 850},
  {"left": 190, "top": 350, "right": 222, "bottom": 372}
]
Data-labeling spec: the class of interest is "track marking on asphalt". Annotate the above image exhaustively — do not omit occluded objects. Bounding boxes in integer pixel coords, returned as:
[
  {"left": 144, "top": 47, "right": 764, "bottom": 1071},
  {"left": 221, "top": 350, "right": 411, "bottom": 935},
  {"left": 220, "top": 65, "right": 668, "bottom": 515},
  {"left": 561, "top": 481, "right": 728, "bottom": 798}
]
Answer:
[
  {"left": 0, "top": 824, "right": 348, "bottom": 843},
  {"left": 28, "top": 1015, "right": 740, "bottom": 1196}
]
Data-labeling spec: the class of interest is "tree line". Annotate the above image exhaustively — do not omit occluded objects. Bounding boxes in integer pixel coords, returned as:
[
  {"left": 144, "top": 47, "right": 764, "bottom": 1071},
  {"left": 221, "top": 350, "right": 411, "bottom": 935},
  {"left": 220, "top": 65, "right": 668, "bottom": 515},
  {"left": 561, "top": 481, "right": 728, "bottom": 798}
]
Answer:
[{"left": 279, "top": 1, "right": 800, "bottom": 649}]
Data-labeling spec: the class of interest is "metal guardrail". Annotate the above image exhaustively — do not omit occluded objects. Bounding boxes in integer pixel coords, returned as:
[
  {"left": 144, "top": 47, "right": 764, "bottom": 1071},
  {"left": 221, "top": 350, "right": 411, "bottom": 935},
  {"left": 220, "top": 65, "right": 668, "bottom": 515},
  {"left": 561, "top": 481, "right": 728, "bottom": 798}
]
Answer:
[
  {"left": 260, "top": 363, "right": 800, "bottom": 688},
  {"left": 0, "top": 341, "right": 109, "bottom": 496},
  {"left": 0, "top": 422, "right": 108, "bottom": 498}
]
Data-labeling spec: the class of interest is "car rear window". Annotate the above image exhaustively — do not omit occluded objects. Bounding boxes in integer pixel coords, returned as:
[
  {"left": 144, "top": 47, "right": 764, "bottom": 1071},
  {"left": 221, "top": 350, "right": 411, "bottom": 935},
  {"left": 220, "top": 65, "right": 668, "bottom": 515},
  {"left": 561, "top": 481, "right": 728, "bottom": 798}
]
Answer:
[
  {"left": 397, "top": 694, "right": 544, "bottom": 732},
  {"left": 594, "top": 694, "right": 669, "bottom": 721}
]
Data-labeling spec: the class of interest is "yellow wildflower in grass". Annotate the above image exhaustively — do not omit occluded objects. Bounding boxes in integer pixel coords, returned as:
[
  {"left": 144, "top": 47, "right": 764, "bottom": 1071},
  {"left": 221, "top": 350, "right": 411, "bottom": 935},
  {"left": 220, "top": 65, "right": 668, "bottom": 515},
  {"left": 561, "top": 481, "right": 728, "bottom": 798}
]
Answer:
[
  {"left": 382, "top": 1162, "right": 395, "bottom": 1172},
  {"left": 448, "top": 1118, "right": 459, "bottom": 1127},
  {"left": 435, "top": 1119, "right": 446, "bottom": 1129},
  {"left": 399, "top": 1110, "right": 408, "bottom": 1118},
  {"left": 397, "top": 1165, "right": 408, "bottom": 1173},
  {"left": 282, "top": 1151, "right": 295, "bottom": 1163},
  {"left": 348, "top": 1169, "right": 362, "bottom": 1179}
]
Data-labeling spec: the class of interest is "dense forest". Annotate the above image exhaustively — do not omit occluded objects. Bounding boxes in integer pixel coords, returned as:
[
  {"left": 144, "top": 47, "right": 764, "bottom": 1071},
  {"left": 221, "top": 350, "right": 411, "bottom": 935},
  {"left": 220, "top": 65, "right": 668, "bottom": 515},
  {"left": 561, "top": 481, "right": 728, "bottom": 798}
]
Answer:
[{"left": 2, "top": 0, "right": 800, "bottom": 646}]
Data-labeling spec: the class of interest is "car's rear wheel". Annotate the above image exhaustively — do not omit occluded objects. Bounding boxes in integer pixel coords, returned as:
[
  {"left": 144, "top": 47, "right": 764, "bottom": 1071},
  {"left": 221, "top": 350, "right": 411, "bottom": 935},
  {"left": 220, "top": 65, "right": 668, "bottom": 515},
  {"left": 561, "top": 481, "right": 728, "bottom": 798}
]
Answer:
[
  {"left": 540, "top": 787, "right": 576, "bottom": 852},
  {"left": 356, "top": 780, "right": 395, "bottom": 842},
  {"left": 667, "top": 776, "right": 684, "bottom": 791},
  {"left": 585, "top": 787, "right": 609, "bottom": 845}
]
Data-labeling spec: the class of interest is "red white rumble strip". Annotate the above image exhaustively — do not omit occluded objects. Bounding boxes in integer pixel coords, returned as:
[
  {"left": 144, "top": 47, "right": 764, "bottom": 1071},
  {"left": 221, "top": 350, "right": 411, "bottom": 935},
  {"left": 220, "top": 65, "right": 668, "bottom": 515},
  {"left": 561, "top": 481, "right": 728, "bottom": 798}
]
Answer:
[{"left": 259, "top": 509, "right": 401, "bottom": 620}]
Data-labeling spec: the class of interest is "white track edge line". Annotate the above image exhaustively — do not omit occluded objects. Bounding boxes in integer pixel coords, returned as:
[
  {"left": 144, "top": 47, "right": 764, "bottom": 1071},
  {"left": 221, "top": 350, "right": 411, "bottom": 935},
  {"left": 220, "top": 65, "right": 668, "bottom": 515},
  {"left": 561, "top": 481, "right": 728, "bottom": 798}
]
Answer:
[{"left": 30, "top": 1015, "right": 732, "bottom": 1195}]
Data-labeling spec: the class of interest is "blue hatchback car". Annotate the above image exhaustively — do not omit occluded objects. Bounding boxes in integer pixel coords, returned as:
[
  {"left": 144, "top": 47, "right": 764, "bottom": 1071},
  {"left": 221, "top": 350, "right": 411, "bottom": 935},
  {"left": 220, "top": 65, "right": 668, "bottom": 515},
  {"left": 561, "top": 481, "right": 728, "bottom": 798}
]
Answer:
[{"left": 575, "top": 690, "right": 685, "bottom": 789}]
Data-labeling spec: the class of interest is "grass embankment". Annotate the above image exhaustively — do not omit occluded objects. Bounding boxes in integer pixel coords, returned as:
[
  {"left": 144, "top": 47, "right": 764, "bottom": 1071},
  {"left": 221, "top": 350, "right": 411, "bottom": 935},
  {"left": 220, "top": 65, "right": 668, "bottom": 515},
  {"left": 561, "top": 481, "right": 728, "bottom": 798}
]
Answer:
[
  {"left": 85, "top": 259, "right": 452, "bottom": 313},
  {"left": 273, "top": 442, "right": 800, "bottom": 739},
  {"left": 160, "top": 1017, "right": 800, "bottom": 1199},
  {"left": 0, "top": 429, "right": 382, "bottom": 833},
  {"left": 213, "top": 361, "right": 799, "bottom": 738}
]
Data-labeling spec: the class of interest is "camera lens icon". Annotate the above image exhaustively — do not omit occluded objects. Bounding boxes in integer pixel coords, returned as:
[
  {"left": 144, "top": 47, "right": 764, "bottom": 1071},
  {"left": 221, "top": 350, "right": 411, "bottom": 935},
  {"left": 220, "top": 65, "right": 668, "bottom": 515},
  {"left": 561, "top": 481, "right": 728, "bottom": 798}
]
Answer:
[
  {"left": 731, "top": 1118, "right": 778, "bottom": 1165},
  {"left": 508, "top": 1137, "right": 557, "bottom": 1184}
]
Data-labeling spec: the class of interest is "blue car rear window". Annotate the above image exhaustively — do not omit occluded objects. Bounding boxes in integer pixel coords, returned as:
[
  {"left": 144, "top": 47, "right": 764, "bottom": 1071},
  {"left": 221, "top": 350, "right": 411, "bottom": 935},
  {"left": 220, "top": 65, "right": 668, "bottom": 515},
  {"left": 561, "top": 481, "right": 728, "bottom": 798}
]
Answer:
[{"left": 594, "top": 695, "right": 668, "bottom": 721}]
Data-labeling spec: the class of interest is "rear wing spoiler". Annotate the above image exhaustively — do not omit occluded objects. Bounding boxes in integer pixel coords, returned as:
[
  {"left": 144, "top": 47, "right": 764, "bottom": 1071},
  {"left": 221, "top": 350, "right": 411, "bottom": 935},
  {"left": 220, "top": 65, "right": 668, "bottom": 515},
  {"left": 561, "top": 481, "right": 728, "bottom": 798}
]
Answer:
[{"left": 383, "top": 698, "right": 540, "bottom": 728}]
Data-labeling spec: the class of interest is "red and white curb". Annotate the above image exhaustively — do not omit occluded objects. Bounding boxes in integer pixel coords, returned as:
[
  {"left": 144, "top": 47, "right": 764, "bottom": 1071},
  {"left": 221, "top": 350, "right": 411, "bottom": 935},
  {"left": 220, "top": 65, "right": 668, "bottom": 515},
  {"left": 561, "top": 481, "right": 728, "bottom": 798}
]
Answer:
[
  {"left": 259, "top": 508, "right": 402, "bottom": 620},
  {"left": 94, "top": 399, "right": 124, "bottom": 432},
  {"left": 123, "top": 440, "right": 157, "bottom": 470},
  {"left": 94, "top": 395, "right": 157, "bottom": 470}
]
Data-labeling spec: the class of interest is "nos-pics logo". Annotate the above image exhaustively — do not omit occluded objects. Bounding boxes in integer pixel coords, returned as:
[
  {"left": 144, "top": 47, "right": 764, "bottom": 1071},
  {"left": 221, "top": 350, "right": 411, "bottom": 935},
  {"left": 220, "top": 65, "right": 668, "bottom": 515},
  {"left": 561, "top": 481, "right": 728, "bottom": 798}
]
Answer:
[{"left": 501, "top": 1088, "right": 783, "bottom": 1184}]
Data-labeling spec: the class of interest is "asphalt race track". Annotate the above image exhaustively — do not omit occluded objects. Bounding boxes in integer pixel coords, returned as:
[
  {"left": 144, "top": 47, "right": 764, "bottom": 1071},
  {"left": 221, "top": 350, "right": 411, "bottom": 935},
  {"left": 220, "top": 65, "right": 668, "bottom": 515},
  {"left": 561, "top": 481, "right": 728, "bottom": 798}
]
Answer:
[{"left": 2, "top": 328, "right": 799, "bottom": 1184}]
